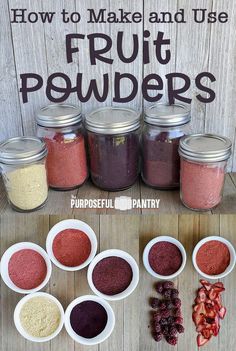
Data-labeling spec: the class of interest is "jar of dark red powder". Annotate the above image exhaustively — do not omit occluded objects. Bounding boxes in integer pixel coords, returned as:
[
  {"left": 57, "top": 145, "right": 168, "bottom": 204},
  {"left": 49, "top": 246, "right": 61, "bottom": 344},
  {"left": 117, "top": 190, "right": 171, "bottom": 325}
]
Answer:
[
  {"left": 85, "top": 107, "right": 140, "bottom": 191},
  {"left": 179, "top": 134, "right": 232, "bottom": 211},
  {"left": 36, "top": 104, "right": 88, "bottom": 190},
  {"left": 141, "top": 103, "right": 191, "bottom": 189}
]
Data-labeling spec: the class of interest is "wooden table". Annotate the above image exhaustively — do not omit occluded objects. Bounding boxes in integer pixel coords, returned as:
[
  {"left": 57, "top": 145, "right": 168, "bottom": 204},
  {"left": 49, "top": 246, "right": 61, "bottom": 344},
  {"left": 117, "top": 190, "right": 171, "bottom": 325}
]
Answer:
[
  {"left": 1, "top": 173, "right": 236, "bottom": 215},
  {"left": 0, "top": 214, "right": 235, "bottom": 351}
]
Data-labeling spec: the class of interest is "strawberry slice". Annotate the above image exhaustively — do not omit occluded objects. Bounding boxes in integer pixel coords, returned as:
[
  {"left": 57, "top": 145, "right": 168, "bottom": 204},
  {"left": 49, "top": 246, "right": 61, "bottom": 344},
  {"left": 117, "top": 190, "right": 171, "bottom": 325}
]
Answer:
[
  {"left": 213, "top": 282, "right": 225, "bottom": 291},
  {"left": 193, "top": 311, "right": 205, "bottom": 326},
  {"left": 193, "top": 280, "right": 226, "bottom": 347},
  {"left": 200, "top": 280, "right": 212, "bottom": 291},
  {"left": 209, "top": 289, "right": 218, "bottom": 301},
  {"left": 197, "top": 288, "right": 207, "bottom": 302},
  {"left": 218, "top": 307, "right": 226, "bottom": 319},
  {"left": 197, "top": 334, "right": 210, "bottom": 347}
]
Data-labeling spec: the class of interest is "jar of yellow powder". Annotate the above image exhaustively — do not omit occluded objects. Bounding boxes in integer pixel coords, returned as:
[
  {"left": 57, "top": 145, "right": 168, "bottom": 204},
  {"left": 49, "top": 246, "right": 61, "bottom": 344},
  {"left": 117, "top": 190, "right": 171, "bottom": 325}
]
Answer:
[{"left": 0, "top": 137, "right": 48, "bottom": 212}]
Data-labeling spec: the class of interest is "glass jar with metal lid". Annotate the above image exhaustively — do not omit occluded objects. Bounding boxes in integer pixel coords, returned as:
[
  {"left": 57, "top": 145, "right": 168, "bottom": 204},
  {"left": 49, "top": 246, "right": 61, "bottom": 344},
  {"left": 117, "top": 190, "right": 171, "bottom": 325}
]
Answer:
[
  {"left": 85, "top": 107, "right": 141, "bottom": 191},
  {"left": 36, "top": 104, "right": 88, "bottom": 190},
  {"left": 141, "top": 103, "right": 191, "bottom": 189},
  {"left": 0, "top": 137, "right": 48, "bottom": 212},
  {"left": 179, "top": 134, "right": 232, "bottom": 211}
]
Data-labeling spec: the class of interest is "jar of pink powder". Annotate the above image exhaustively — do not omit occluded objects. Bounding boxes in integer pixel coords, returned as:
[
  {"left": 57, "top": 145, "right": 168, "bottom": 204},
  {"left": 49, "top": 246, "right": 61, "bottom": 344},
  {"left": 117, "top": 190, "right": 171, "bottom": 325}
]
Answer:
[{"left": 179, "top": 134, "right": 232, "bottom": 211}]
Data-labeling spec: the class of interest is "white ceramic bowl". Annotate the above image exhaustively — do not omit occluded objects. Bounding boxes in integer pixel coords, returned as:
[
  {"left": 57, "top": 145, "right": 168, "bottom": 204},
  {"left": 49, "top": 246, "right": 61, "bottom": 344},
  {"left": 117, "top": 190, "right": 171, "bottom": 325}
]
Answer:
[
  {"left": 65, "top": 295, "right": 115, "bottom": 345},
  {"left": 0, "top": 242, "right": 52, "bottom": 294},
  {"left": 87, "top": 249, "right": 139, "bottom": 301},
  {"left": 14, "top": 292, "right": 64, "bottom": 342},
  {"left": 46, "top": 219, "right": 98, "bottom": 271},
  {"left": 143, "top": 236, "right": 187, "bottom": 280},
  {"left": 192, "top": 236, "right": 236, "bottom": 280}
]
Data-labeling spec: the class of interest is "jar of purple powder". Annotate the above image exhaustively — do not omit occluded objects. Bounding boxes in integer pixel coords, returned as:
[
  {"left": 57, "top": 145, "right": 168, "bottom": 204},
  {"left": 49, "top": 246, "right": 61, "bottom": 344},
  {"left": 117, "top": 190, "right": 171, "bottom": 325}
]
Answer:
[
  {"left": 85, "top": 107, "right": 140, "bottom": 191},
  {"left": 141, "top": 103, "right": 191, "bottom": 189}
]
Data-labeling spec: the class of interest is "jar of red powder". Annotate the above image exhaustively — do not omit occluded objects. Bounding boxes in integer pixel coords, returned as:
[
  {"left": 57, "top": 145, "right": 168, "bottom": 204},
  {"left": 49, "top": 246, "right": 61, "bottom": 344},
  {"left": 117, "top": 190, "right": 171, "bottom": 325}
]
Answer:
[
  {"left": 179, "top": 134, "right": 232, "bottom": 211},
  {"left": 85, "top": 107, "right": 140, "bottom": 191},
  {"left": 141, "top": 103, "right": 191, "bottom": 189},
  {"left": 36, "top": 104, "right": 88, "bottom": 190}
]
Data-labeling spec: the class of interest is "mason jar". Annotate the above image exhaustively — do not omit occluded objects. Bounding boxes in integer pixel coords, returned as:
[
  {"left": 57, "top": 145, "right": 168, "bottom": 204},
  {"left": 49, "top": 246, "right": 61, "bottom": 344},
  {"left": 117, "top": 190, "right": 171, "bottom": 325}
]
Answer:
[
  {"left": 36, "top": 104, "right": 88, "bottom": 190},
  {"left": 141, "top": 103, "right": 191, "bottom": 189},
  {"left": 179, "top": 134, "right": 232, "bottom": 211},
  {"left": 85, "top": 107, "right": 141, "bottom": 191},
  {"left": 0, "top": 137, "right": 48, "bottom": 212}
]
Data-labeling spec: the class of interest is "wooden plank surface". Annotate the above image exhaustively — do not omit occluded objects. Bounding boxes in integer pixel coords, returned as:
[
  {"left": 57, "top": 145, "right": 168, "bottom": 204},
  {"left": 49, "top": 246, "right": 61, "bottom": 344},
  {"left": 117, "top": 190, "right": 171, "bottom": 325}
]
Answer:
[
  {"left": 1, "top": 173, "right": 236, "bottom": 215},
  {"left": 1, "top": 214, "right": 234, "bottom": 351}
]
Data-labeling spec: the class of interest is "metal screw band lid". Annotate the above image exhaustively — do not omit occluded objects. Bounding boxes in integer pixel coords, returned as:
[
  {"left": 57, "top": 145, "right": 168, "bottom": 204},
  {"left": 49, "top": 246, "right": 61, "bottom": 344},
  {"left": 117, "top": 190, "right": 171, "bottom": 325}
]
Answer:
[
  {"left": 179, "top": 134, "right": 232, "bottom": 162},
  {"left": 144, "top": 103, "right": 191, "bottom": 127},
  {"left": 85, "top": 107, "right": 141, "bottom": 134},
  {"left": 36, "top": 104, "right": 82, "bottom": 128},
  {"left": 0, "top": 137, "right": 47, "bottom": 165}
]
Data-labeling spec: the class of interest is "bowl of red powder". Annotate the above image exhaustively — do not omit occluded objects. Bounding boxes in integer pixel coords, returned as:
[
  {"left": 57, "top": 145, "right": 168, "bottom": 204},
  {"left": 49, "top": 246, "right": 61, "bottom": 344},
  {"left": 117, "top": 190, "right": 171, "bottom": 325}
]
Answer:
[
  {"left": 0, "top": 242, "right": 52, "bottom": 294},
  {"left": 46, "top": 219, "right": 97, "bottom": 271},
  {"left": 143, "top": 236, "right": 187, "bottom": 279},
  {"left": 192, "top": 236, "right": 236, "bottom": 279},
  {"left": 87, "top": 249, "right": 139, "bottom": 301},
  {"left": 64, "top": 295, "right": 115, "bottom": 345}
]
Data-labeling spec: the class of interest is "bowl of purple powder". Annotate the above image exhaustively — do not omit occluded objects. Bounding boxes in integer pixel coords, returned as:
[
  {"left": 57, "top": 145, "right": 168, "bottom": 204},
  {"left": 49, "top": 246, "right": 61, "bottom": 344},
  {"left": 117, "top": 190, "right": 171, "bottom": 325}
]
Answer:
[
  {"left": 64, "top": 295, "right": 115, "bottom": 345},
  {"left": 87, "top": 249, "right": 139, "bottom": 301},
  {"left": 143, "top": 236, "right": 187, "bottom": 279}
]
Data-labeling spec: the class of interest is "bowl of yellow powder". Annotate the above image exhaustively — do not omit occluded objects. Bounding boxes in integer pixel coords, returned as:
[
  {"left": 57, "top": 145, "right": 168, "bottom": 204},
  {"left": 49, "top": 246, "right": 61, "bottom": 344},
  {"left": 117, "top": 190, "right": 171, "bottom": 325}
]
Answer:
[{"left": 14, "top": 292, "right": 64, "bottom": 342}]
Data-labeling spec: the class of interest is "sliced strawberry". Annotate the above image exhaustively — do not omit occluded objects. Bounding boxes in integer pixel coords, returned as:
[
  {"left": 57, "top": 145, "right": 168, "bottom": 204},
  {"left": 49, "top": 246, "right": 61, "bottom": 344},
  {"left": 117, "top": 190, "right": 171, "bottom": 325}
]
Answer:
[
  {"left": 218, "top": 307, "right": 226, "bottom": 319},
  {"left": 213, "top": 282, "right": 224, "bottom": 288},
  {"left": 202, "top": 328, "right": 212, "bottom": 339},
  {"left": 200, "top": 280, "right": 212, "bottom": 291},
  {"left": 193, "top": 311, "right": 205, "bottom": 326},
  {"left": 205, "top": 309, "right": 216, "bottom": 319},
  {"left": 198, "top": 288, "right": 207, "bottom": 302},
  {"left": 196, "top": 324, "right": 206, "bottom": 333},
  {"left": 213, "top": 282, "right": 225, "bottom": 292},
  {"left": 209, "top": 289, "right": 218, "bottom": 301},
  {"left": 197, "top": 334, "right": 210, "bottom": 347}
]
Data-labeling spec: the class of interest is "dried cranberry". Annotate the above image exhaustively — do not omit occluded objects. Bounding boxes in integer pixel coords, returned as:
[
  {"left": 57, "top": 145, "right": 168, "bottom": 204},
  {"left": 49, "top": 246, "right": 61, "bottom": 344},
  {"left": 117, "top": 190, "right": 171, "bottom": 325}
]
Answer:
[
  {"left": 171, "top": 289, "right": 179, "bottom": 299},
  {"left": 161, "top": 325, "right": 169, "bottom": 336},
  {"left": 169, "top": 326, "right": 178, "bottom": 336},
  {"left": 150, "top": 297, "right": 160, "bottom": 309},
  {"left": 161, "top": 309, "right": 170, "bottom": 319},
  {"left": 156, "top": 282, "right": 164, "bottom": 294},
  {"left": 153, "top": 311, "right": 161, "bottom": 323},
  {"left": 163, "top": 281, "right": 174, "bottom": 289},
  {"left": 153, "top": 332, "right": 162, "bottom": 342},
  {"left": 172, "top": 298, "right": 181, "bottom": 308},
  {"left": 163, "top": 289, "right": 172, "bottom": 299},
  {"left": 166, "top": 336, "right": 178, "bottom": 345},
  {"left": 160, "top": 318, "right": 168, "bottom": 326},
  {"left": 176, "top": 324, "right": 184, "bottom": 333}
]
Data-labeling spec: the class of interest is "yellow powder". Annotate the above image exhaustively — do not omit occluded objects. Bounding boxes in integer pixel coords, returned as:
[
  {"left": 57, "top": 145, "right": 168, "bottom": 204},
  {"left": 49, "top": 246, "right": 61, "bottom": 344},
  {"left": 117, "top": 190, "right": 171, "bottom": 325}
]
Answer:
[
  {"left": 4, "top": 164, "right": 48, "bottom": 210},
  {"left": 20, "top": 297, "right": 61, "bottom": 338}
]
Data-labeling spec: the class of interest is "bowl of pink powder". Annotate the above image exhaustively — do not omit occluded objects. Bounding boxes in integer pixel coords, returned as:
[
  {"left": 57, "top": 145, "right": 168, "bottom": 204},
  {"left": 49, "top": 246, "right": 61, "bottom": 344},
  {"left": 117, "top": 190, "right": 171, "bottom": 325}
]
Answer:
[
  {"left": 143, "top": 236, "right": 187, "bottom": 279},
  {"left": 192, "top": 236, "right": 236, "bottom": 280},
  {"left": 46, "top": 219, "right": 98, "bottom": 271},
  {"left": 0, "top": 242, "right": 52, "bottom": 294}
]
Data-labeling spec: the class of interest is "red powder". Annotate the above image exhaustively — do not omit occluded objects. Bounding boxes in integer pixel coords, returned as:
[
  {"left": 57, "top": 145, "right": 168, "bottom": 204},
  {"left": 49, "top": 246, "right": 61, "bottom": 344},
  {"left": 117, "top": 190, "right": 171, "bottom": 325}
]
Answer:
[
  {"left": 196, "top": 240, "right": 230, "bottom": 275},
  {"left": 92, "top": 257, "right": 133, "bottom": 295},
  {"left": 8, "top": 249, "right": 47, "bottom": 290},
  {"left": 45, "top": 134, "right": 87, "bottom": 189},
  {"left": 148, "top": 241, "right": 182, "bottom": 276},
  {"left": 52, "top": 229, "right": 91, "bottom": 267}
]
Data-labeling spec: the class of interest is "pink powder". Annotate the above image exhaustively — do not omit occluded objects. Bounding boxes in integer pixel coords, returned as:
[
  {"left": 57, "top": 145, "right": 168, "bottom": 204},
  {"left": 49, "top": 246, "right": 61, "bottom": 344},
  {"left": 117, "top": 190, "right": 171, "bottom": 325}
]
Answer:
[
  {"left": 8, "top": 249, "right": 47, "bottom": 289},
  {"left": 180, "top": 159, "right": 226, "bottom": 210}
]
